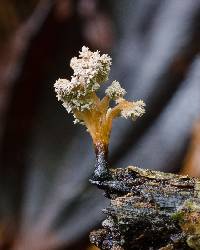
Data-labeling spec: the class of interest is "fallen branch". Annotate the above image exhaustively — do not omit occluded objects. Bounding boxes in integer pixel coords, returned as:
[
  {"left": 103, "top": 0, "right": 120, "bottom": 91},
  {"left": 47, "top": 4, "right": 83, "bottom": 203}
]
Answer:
[{"left": 90, "top": 166, "right": 200, "bottom": 250}]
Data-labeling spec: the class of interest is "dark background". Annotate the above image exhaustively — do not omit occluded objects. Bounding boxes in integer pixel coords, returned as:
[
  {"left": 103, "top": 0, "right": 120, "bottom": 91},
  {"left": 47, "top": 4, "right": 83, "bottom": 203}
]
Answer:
[{"left": 0, "top": 0, "right": 200, "bottom": 249}]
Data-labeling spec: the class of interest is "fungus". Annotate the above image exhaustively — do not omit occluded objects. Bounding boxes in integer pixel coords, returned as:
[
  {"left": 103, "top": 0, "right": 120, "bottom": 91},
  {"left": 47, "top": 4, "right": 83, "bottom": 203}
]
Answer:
[{"left": 54, "top": 46, "right": 145, "bottom": 180}]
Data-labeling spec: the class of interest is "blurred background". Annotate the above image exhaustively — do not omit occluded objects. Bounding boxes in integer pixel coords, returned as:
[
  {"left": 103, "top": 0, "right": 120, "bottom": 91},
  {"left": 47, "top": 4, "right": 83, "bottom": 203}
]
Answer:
[{"left": 0, "top": 0, "right": 200, "bottom": 249}]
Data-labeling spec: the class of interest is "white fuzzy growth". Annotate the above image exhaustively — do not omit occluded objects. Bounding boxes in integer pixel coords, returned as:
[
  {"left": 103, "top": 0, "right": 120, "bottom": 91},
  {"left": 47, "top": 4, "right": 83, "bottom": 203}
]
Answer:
[
  {"left": 105, "top": 80, "right": 126, "bottom": 100},
  {"left": 54, "top": 47, "right": 145, "bottom": 126},
  {"left": 54, "top": 78, "right": 72, "bottom": 101},
  {"left": 121, "top": 100, "right": 146, "bottom": 120},
  {"left": 70, "top": 46, "right": 111, "bottom": 85},
  {"left": 54, "top": 46, "right": 112, "bottom": 116}
]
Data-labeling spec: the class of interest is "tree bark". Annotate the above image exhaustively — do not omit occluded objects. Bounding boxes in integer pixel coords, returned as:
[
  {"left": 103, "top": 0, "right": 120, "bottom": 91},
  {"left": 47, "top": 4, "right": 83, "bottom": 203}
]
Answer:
[{"left": 90, "top": 166, "right": 200, "bottom": 250}]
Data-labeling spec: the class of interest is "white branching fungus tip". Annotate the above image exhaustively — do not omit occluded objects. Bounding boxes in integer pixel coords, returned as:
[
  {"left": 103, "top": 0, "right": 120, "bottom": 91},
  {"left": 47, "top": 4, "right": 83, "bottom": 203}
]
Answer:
[
  {"left": 54, "top": 78, "right": 71, "bottom": 101},
  {"left": 54, "top": 46, "right": 112, "bottom": 116},
  {"left": 105, "top": 80, "right": 126, "bottom": 100},
  {"left": 54, "top": 46, "right": 145, "bottom": 145},
  {"left": 70, "top": 45, "right": 111, "bottom": 85},
  {"left": 121, "top": 100, "right": 146, "bottom": 120}
]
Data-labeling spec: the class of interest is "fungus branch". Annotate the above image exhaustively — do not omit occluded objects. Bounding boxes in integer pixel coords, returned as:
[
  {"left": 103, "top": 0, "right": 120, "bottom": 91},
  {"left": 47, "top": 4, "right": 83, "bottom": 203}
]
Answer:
[{"left": 54, "top": 46, "right": 145, "bottom": 179}]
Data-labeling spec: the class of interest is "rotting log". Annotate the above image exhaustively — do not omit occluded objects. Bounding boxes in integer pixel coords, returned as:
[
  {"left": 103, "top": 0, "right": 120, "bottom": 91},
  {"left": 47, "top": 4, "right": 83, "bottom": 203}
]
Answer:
[{"left": 90, "top": 166, "right": 200, "bottom": 250}]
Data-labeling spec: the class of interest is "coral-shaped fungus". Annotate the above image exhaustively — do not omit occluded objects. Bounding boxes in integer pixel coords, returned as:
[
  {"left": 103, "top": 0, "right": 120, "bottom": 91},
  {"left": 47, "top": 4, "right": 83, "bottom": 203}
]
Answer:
[{"left": 54, "top": 46, "right": 145, "bottom": 180}]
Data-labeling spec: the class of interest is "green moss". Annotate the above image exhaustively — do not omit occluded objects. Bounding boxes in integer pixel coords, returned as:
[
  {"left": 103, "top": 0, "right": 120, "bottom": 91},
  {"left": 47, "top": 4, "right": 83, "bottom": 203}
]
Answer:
[{"left": 171, "top": 211, "right": 185, "bottom": 222}]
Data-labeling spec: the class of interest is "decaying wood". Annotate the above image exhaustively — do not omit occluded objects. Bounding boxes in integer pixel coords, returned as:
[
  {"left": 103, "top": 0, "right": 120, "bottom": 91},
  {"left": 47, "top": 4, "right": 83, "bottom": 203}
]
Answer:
[{"left": 90, "top": 166, "right": 200, "bottom": 250}]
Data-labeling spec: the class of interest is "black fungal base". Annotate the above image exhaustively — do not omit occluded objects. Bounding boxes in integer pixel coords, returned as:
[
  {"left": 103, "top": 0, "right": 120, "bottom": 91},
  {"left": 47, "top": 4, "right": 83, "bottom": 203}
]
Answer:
[
  {"left": 90, "top": 166, "right": 200, "bottom": 250},
  {"left": 91, "top": 142, "right": 111, "bottom": 181}
]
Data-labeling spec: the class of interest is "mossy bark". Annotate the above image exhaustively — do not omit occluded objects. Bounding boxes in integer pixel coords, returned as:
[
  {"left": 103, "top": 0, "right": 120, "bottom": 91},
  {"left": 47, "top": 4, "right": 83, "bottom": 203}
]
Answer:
[{"left": 90, "top": 166, "right": 200, "bottom": 250}]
